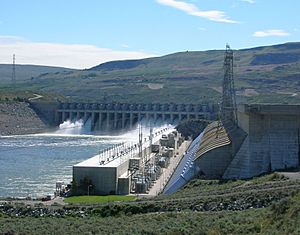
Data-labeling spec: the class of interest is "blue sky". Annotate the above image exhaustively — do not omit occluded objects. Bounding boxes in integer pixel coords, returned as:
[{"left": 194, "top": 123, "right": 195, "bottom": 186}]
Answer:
[{"left": 0, "top": 0, "right": 299, "bottom": 68}]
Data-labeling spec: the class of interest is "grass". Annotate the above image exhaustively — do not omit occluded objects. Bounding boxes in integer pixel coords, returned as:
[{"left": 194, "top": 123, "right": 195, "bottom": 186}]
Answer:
[
  {"left": 64, "top": 195, "right": 136, "bottom": 204},
  {"left": 0, "top": 87, "right": 67, "bottom": 103},
  {"left": 156, "top": 172, "right": 290, "bottom": 200},
  {"left": 1, "top": 173, "right": 300, "bottom": 234},
  {"left": 1, "top": 192, "right": 300, "bottom": 234}
]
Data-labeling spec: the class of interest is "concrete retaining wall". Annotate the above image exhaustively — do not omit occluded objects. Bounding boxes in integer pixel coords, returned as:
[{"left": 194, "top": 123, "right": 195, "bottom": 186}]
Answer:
[
  {"left": 29, "top": 101, "right": 60, "bottom": 126},
  {"left": 224, "top": 104, "right": 300, "bottom": 179},
  {"left": 196, "top": 144, "right": 233, "bottom": 178}
]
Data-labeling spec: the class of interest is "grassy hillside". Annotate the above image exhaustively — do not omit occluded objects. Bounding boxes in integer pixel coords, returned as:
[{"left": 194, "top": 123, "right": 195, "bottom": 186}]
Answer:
[
  {"left": 1, "top": 173, "right": 299, "bottom": 234},
  {"left": 0, "top": 64, "right": 74, "bottom": 85},
  {"left": 1, "top": 42, "right": 300, "bottom": 104}
]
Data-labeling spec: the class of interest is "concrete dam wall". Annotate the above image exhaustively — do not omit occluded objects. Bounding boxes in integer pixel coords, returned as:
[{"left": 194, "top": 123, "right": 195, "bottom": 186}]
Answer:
[
  {"left": 55, "top": 102, "right": 217, "bottom": 131},
  {"left": 195, "top": 104, "right": 300, "bottom": 179},
  {"left": 223, "top": 104, "right": 300, "bottom": 179}
]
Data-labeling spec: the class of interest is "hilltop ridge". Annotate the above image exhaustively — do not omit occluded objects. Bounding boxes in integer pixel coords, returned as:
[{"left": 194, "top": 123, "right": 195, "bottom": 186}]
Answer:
[
  {"left": 0, "top": 64, "right": 74, "bottom": 84},
  {"left": 90, "top": 42, "right": 300, "bottom": 71},
  {"left": 1, "top": 42, "right": 300, "bottom": 104}
]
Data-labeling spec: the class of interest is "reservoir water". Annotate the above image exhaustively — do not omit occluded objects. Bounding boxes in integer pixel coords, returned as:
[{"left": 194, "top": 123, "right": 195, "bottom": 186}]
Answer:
[{"left": 0, "top": 121, "right": 162, "bottom": 198}]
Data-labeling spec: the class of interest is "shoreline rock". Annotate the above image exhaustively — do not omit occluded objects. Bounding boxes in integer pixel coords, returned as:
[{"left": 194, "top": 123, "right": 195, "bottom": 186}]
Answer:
[{"left": 0, "top": 102, "right": 50, "bottom": 136}]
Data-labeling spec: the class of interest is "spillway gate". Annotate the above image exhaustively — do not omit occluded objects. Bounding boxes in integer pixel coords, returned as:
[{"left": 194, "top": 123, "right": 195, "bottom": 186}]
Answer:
[{"left": 56, "top": 102, "right": 217, "bottom": 131}]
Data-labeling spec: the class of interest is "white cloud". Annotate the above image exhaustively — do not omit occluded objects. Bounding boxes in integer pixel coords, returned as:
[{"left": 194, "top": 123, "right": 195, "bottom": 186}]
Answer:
[
  {"left": 0, "top": 36, "right": 156, "bottom": 69},
  {"left": 253, "top": 29, "right": 290, "bottom": 37},
  {"left": 240, "top": 0, "right": 255, "bottom": 4},
  {"left": 156, "top": 0, "right": 238, "bottom": 23}
]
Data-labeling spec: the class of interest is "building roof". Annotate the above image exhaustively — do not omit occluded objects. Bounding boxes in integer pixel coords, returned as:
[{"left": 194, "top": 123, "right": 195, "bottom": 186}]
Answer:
[{"left": 74, "top": 127, "right": 175, "bottom": 168}]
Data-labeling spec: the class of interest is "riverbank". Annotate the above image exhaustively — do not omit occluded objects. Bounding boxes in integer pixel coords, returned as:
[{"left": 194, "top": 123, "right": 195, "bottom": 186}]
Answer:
[
  {"left": 0, "top": 102, "right": 49, "bottom": 136},
  {"left": 0, "top": 173, "right": 299, "bottom": 234}
]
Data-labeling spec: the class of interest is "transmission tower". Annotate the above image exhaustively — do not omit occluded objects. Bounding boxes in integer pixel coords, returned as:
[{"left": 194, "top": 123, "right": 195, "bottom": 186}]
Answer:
[
  {"left": 220, "top": 44, "right": 238, "bottom": 129},
  {"left": 12, "top": 54, "right": 16, "bottom": 87}
]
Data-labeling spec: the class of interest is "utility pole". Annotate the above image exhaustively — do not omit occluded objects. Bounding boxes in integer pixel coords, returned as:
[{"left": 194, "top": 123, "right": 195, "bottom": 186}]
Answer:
[
  {"left": 12, "top": 54, "right": 16, "bottom": 87},
  {"left": 139, "top": 124, "right": 143, "bottom": 160},
  {"left": 138, "top": 123, "right": 146, "bottom": 189},
  {"left": 149, "top": 126, "right": 153, "bottom": 164}
]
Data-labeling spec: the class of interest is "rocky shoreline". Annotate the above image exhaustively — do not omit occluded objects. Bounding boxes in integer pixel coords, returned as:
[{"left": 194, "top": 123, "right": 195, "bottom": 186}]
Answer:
[{"left": 0, "top": 102, "right": 49, "bottom": 136}]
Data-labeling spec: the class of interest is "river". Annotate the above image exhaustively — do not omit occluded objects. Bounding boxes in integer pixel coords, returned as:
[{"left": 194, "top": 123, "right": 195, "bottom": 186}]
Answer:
[{"left": 0, "top": 121, "right": 162, "bottom": 198}]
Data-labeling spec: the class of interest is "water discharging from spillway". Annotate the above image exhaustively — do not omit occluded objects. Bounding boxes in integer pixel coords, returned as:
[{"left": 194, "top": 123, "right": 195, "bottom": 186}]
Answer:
[{"left": 55, "top": 118, "right": 92, "bottom": 135}]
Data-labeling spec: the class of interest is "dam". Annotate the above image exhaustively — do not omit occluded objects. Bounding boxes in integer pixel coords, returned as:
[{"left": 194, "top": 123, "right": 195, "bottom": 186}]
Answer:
[
  {"left": 55, "top": 102, "right": 217, "bottom": 131},
  {"left": 28, "top": 44, "right": 300, "bottom": 197}
]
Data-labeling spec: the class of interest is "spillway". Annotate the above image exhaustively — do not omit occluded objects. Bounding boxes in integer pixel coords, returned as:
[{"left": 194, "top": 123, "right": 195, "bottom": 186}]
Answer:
[{"left": 163, "top": 132, "right": 204, "bottom": 194}]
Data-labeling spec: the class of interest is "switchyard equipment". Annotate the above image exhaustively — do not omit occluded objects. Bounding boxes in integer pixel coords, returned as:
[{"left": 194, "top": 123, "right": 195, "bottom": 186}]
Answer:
[
  {"left": 130, "top": 130, "right": 184, "bottom": 194},
  {"left": 73, "top": 126, "right": 179, "bottom": 195}
]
